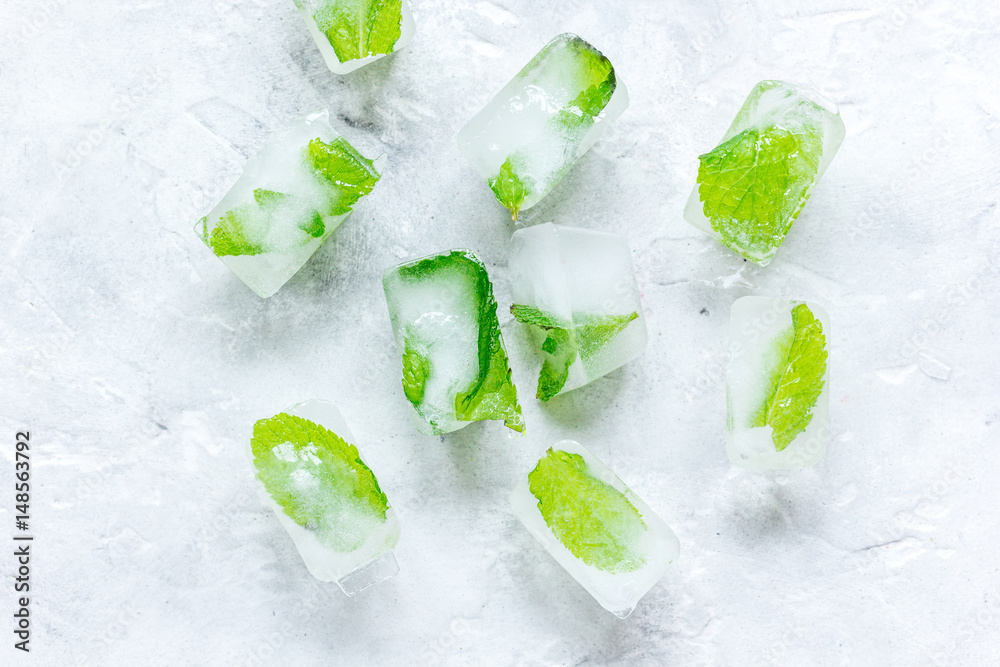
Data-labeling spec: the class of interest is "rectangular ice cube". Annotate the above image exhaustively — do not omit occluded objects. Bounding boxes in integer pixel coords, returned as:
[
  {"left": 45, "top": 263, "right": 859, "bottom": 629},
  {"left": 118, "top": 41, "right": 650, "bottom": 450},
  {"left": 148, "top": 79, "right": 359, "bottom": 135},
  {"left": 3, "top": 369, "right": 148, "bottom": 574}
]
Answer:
[
  {"left": 196, "top": 109, "right": 382, "bottom": 298},
  {"left": 457, "top": 33, "right": 629, "bottom": 220},
  {"left": 684, "top": 81, "right": 845, "bottom": 265},
  {"left": 510, "top": 440, "right": 679, "bottom": 618},
  {"left": 248, "top": 399, "right": 400, "bottom": 594},
  {"left": 727, "top": 297, "right": 830, "bottom": 470},
  {"left": 508, "top": 223, "right": 647, "bottom": 400},
  {"left": 382, "top": 249, "right": 524, "bottom": 435},
  {"left": 292, "top": 0, "right": 415, "bottom": 74}
]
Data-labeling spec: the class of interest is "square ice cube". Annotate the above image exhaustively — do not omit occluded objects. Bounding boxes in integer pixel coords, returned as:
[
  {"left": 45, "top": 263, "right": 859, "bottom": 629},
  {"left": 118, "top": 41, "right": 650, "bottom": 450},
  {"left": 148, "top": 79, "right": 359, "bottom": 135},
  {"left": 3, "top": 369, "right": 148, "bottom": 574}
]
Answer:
[
  {"left": 292, "top": 0, "right": 415, "bottom": 74},
  {"left": 508, "top": 223, "right": 647, "bottom": 400},
  {"left": 510, "top": 440, "right": 679, "bottom": 617},
  {"left": 457, "top": 33, "right": 629, "bottom": 220},
  {"left": 247, "top": 399, "right": 400, "bottom": 595},
  {"left": 727, "top": 297, "right": 831, "bottom": 470},
  {"left": 382, "top": 249, "right": 524, "bottom": 435},
  {"left": 196, "top": 109, "right": 382, "bottom": 297},
  {"left": 684, "top": 81, "right": 845, "bottom": 265}
]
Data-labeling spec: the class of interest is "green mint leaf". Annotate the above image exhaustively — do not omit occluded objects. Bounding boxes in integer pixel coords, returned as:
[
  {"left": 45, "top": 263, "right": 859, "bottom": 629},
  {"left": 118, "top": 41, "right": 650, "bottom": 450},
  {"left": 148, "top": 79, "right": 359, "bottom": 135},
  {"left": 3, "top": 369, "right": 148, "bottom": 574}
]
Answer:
[
  {"left": 250, "top": 412, "right": 389, "bottom": 552},
  {"left": 509, "top": 304, "right": 569, "bottom": 330},
  {"left": 511, "top": 304, "right": 575, "bottom": 401},
  {"left": 315, "top": 0, "right": 403, "bottom": 63},
  {"left": 401, "top": 338, "right": 430, "bottom": 406},
  {"left": 554, "top": 37, "right": 616, "bottom": 131},
  {"left": 696, "top": 125, "right": 822, "bottom": 263},
  {"left": 528, "top": 448, "right": 646, "bottom": 573},
  {"left": 208, "top": 205, "right": 265, "bottom": 257},
  {"left": 306, "top": 137, "right": 381, "bottom": 216},
  {"left": 397, "top": 251, "right": 524, "bottom": 432},
  {"left": 750, "top": 303, "right": 828, "bottom": 451},
  {"left": 576, "top": 311, "right": 638, "bottom": 361},
  {"left": 253, "top": 188, "right": 288, "bottom": 207},
  {"left": 488, "top": 154, "right": 533, "bottom": 221}
]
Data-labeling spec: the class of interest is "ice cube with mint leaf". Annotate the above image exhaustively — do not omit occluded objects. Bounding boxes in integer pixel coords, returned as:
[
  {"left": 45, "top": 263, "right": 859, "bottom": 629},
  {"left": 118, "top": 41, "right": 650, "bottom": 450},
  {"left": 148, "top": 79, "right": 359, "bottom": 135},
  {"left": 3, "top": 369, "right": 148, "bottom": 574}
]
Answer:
[
  {"left": 508, "top": 223, "right": 647, "bottom": 401},
  {"left": 510, "top": 440, "right": 679, "bottom": 618},
  {"left": 383, "top": 249, "right": 524, "bottom": 435},
  {"left": 196, "top": 110, "right": 382, "bottom": 297},
  {"left": 727, "top": 297, "right": 830, "bottom": 470},
  {"left": 684, "top": 81, "right": 845, "bottom": 265},
  {"left": 457, "top": 33, "right": 628, "bottom": 220},
  {"left": 248, "top": 399, "right": 400, "bottom": 595},
  {"left": 292, "top": 0, "right": 415, "bottom": 74}
]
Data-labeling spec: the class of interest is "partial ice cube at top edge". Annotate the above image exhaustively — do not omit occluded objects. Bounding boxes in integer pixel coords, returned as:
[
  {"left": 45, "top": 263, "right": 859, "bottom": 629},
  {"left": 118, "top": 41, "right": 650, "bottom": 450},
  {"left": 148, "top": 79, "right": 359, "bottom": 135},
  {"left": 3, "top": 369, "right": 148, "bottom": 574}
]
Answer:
[
  {"left": 510, "top": 440, "right": 679, "bottom": 618},
  {"left": 382, "top": 249, "right": 524, "bottom": 436},
  {"left": 508, "top": 223, "right": 647, "bottom": 401},
  {"left": 195, "top": 109, "right": 383, "bottom": 298},
  {"left": 247, "top": 399, "right": 400, "bottom": 595},
  {"left": 292, "top": 0, "right": 415, "bottom": 74},
  {"left": 727, "top": 296, "right": 831, "bottom": 470},
  {"left": 684, "top": 81, "right": 845, "bottom": 266},
  {"left": 457, "top": 33, "right": 629, "bottom": 220}
]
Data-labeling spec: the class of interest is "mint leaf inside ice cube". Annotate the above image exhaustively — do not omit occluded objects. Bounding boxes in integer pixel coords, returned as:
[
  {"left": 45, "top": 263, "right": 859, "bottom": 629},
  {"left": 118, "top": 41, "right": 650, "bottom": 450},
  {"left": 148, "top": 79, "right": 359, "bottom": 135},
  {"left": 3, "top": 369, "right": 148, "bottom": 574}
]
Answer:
[
  {"left": 314, "top": 0, "right": 403, "bottom": 63},
  {"left": 512, "top": 305, "right": 639, "bottom": 401},
  {"left": 750, "top": 303, "right": 828, "bottom": 451},
  {"left": 488, "top": 154, "right": 533, "bottom": 221},
  {"left": 398, "top": 251, "right": 524, "bottom": 433},
  {"left": 250, "top": 412, "right": 390, "bottom": 552},
  {"left": 554, "top": 38, "right": 616, "bottom": 132},
  {"left": 306, "top": 137, "right": 381, "bottom": 216},
  {"left": 401, "top": 338, "right": 431, "bottom": 406},
  {"left": 528, "top": 448, "right": 646, "bottom": 573},
  {"left": 204, "top": 206, "right": 265, "bottom": 257},
  {"left": 576, "top": 311, "right": 638, "bottom": 361},
  {"left": 696, "top": 125, "right": 822, "bottom": 263}
]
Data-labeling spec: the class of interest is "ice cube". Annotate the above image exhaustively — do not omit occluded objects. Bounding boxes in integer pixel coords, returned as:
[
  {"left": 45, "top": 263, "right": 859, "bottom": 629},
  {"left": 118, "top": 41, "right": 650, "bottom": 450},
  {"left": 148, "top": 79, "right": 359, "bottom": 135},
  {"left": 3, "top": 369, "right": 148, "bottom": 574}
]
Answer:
[
  {"left": 727, "top": 297, "right": 831, "bottom": 470},
  {"left": 247, "top": 399, "right": 400, "bottom": 594},
  {"left": 508, "top": 223, "right": 647, "bottom": 400},
  {"left": 684, "top": 81, "right": 845, "bottom": 265},
  {"left": 382, "top": 249, "right": 524, "bottom": 435},
  {"left": 292, "top": 0, "right": 415, "bottom": 74},
  {"left": 510, "top": 440, "right": 679, "bottom": 617},
  {"left": 196, "top": 109, "right": 382, "bottom": 297},
  {"left": 457, "top": 33, "right": 629, "bottom": 220}
]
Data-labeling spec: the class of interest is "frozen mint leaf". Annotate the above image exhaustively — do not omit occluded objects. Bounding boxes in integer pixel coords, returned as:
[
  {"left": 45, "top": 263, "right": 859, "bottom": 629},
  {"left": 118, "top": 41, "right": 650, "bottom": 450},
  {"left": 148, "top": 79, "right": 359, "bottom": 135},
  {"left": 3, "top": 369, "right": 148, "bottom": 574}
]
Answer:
[
  {"left": 306, "top": 137, "right": 381, "bottom": 216},
  {"left": 510, "top": 304, "right": 568, "bottom": 330},
  {"left": 697, "top": 125, "right": 822, "bottom": 263},
  {"left": 528, "top": 448, "right": 646, "bottom": 573},
  {"left": 451, "top": 254, "right": 523, "bottom": 432},
  {"left": 253, "top": 188, "right": 287, "bottom": 207},
  {"left": 208, "top": 205, "right": 265, "bottom": 257},
  {"left": 750, "top": 303, "right": 828, "bottom": 451},
  {"left": 398, "top": 251, "right": 523, "bottom": 432},
  {"left": 511, "top": 304, "right": 575, "bottom": 401},
  {"left": 555, "top": 38, "right": 616, "bottom": 131},
  {"left": 315, "top": 0, "right": 403, "bottom": 63},
  {"left": 250, "top": 412, "right": 389, "bottom": 552},
  {"left": 488, "top": 154, "right": 533, "bottom": 221},
  {"left": 401, "top": 338, "right": 430, "bottom": 406},
  {"left": 576, "top": 311, "right": 638, "bottom": 361}
]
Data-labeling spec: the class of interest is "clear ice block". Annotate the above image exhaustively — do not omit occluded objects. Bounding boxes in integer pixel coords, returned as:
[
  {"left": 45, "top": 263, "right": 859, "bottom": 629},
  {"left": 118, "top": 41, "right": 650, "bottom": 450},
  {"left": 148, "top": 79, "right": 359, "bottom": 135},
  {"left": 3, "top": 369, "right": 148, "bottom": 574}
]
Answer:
[
  {"left": 727, "top": 297, "right": 831, "bottom": 470},
  {"left": 508, "top": 223, "right": 647, "bottom": 400},
  {"left": 684, "top": 81, "right": 846, "bottom": 265},
  {"left": 457, "top": 33, "right": 629, "bottom": 220},
  {"left": 382, "top": 249, "right": 524, "bottom": 435},
  {"left": 196, "top": 109, "right": 382, "bottom": 298},
  {"left": 292, "top": 0, "right": 415, "bottom": 74},
  {"left": 510, "top": 440, "right": 679, "bottom": 617},
  {"left": 248, "top": 399, "right": 400, "bottom": 594}
]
